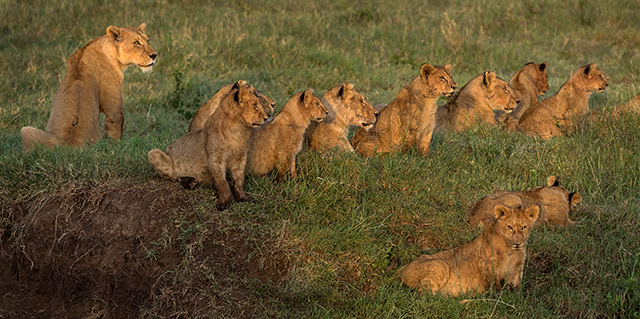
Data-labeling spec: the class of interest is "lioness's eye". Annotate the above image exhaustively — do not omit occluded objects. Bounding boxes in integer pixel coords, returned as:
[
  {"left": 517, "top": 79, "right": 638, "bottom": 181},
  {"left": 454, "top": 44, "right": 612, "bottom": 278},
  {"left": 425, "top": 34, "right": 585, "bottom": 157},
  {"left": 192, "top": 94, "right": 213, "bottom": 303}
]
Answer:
[
  {"left": 439, "top": 76, "right": 446, "bottom": 82},
  {"left": 134, "top": 40, "right": 141, "bottom": 46}
]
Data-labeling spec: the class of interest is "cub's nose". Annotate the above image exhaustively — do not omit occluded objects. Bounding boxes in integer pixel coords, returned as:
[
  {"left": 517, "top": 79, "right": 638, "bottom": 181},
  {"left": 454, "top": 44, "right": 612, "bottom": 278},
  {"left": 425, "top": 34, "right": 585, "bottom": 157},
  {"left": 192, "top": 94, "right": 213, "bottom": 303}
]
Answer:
[{"left": 150, "top": 53, "right": 158, "bottom": 60}]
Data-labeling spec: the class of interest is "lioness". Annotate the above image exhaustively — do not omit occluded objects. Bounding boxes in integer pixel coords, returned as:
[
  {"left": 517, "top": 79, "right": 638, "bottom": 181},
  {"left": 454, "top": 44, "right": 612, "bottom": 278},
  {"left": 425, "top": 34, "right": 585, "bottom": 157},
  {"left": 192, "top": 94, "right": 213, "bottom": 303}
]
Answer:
[
  {"left": 517, "top": 63, "right": 608, "bottom": 139},
  {"left": 612, "top": 93, "right": 640, "bottom": 116},
  {"left": 188, "top": 83, "right": 275, "bottom": 132},
  {"left": 509, "top": 62, "right": 550, "bottom": 120},
  {"left": 435, "top": 71, "right": 519, "bottom": 132},
  {"left": 249, "top": 89, "right": 328, "bottom": 179},
  {"left": 147, "top": 80, "right": 268, "bottom": 211},
  {"left": 399, "top": 204, "right": 539, "bottom": 297},
  {"left": 464, "top": 176, "right": 582, "bottom": 228},
  {"left": 306, "top": 83, "right": 378, "bottom": 152},
  {"left": 350, "top": 64, "right": 457, "bottom": 156},
  {"left": 21, "top": 23, "right": 157, "bottom": 150}
]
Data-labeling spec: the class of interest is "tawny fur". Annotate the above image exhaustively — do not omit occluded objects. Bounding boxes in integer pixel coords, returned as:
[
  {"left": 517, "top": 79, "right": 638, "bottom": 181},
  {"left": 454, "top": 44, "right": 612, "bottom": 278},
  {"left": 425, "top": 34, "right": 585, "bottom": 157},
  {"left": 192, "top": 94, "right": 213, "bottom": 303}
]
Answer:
[
  {"left": 435, "top": 71, "right": 519, "bottom": 132},
  {"left": 612, "top": 93, "right": 640, "bottom": 116},
  {"left": 306, "top": 83, "right": 378, "bottom": 152},
  {"left": 21, "top": 23, "right": 157, "bottom": 151},
  {"left": 147, "top": 80, "right": 268, "bottom": 211},
  {"left": 399, "top": 205, "right": 540, "bottom": 297},
  {"left": 464, "top": 176, "right": 582, "bottom": 228},
  {"left": 350, "top": 64, "right": 457, "bottom": 157},
  {"left": 249, "top": 89, "right": 328, "bottom": 179},
  {"left": 509, "top": 62, "right": 550, "bottom": 120},
  {"left": 188, "top": 83, "right": 275, "bottom": 132},
  {"left": 517, "top": 63, "right": 609, "bottom": 139}
]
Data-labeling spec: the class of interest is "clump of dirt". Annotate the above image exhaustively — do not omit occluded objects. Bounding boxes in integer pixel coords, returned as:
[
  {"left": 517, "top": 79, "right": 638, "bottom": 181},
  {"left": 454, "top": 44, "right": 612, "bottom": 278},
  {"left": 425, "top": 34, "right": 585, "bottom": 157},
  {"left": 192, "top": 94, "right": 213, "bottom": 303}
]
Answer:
[{"left": 0, "top": 180, "right": 290, "bottom": 318}]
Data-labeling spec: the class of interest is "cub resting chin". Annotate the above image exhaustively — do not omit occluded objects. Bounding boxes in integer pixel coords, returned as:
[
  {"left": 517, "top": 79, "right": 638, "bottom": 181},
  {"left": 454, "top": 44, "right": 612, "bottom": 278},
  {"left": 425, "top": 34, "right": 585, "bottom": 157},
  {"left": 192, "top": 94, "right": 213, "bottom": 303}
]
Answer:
[
  {"left": 21, "top": 23, "right": 157, "bottom": 150},
  {"left": 399, "top": 204, "right": 539, "bottom": 297}
]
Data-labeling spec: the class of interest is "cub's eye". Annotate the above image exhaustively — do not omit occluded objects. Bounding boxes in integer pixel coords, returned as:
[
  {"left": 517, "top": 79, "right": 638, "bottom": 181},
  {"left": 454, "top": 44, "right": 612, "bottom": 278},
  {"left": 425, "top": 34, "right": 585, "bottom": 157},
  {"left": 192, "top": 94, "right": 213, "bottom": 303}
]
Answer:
[
  {"left": 439, "top": 76, "right": 446, "bottom": 82},
  {"left": 134, "top": 40, "right": 141, "bottom": 46},
  {"left": 507, "top": 225, "right": 514, "bottom": 231},
  {"left": 253, "top": 104, "right": 259, "bottom": 110}
]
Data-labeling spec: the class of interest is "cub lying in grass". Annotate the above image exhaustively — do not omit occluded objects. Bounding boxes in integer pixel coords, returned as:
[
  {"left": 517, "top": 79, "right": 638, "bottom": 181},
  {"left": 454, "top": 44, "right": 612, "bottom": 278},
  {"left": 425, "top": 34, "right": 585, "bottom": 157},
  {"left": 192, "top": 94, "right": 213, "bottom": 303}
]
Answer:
[
  {"left": 399, "top": 204, "right": 539, "bottom": 297},
  {"left": 147, "top": 80, "right": 268, "bottom": 211},
  {"left": 464, "top": 176, "right": 582, "bottom": 228},
  {"left": 249, "top": 89, "right": 328, "bottom": 179}
]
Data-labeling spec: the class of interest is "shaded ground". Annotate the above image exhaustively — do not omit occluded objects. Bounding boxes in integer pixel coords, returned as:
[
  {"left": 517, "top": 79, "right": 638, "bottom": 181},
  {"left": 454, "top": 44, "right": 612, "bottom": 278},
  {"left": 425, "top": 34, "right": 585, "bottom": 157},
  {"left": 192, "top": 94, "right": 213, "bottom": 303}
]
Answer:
[{"left": 0, "top": 180, "right": 290, "bottom": 318}]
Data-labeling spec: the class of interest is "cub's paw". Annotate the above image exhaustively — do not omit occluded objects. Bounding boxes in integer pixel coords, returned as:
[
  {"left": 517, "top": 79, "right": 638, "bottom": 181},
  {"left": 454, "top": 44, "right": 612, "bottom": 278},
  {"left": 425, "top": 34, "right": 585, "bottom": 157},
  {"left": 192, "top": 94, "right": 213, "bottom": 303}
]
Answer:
[
  {"left": 216, "top": 200, "right": 231, "bottom": 211},
  {"left": 178, "top": 176, "right": 198, "bottom": 190}
]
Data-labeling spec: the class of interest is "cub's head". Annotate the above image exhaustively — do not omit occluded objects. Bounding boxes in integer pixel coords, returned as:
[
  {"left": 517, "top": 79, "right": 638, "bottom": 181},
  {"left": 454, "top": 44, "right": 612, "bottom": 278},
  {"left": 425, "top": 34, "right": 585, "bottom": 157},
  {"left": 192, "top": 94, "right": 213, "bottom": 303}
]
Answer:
[
  {"left": 493, "top": 204, "right": 539, "bottom": 250},
  {"left": 419, "top": 63, "right": 457, "bottom": 97},
  {"left": 522, "top": 61, "right": 550, "bottom": 95},
  {"left": 576, "top": 63, "right": 609, "bottom": 93},
  {"left": 107, "top": 23, "right": 157, "bottom": 73},
  {"left": 233, "top": 80, "right": 268, "bottom": 128},
  {"left": 254, "top": 87, "right": 276, "bottom": 118},
  {"left": 332, "top": 83, "right": 377, "bottom": 130},
  {"left": 299, "top": 89, "right": 328, "bottom": 123},
  {"left": 543, "top": 176, "right": 582, "bottom": 225},
  {"left": 482, "top": 71, "right": 520, "bottom": 112}
]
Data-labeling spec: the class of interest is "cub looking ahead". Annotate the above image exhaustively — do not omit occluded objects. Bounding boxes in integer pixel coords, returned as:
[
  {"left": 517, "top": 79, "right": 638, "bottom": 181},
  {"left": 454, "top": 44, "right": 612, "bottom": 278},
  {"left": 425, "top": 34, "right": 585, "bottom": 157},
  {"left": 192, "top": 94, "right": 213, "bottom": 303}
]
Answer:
[{"left": 21, "top": 24, "right": 157, "bottom": 150}]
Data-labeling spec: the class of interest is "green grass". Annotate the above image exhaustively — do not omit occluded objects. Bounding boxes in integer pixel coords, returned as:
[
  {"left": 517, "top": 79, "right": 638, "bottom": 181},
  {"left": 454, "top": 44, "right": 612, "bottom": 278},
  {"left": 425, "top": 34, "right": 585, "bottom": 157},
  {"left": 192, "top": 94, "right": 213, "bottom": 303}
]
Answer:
[{"left": 2, "top": 0, "right": 640, "bottom": 317}]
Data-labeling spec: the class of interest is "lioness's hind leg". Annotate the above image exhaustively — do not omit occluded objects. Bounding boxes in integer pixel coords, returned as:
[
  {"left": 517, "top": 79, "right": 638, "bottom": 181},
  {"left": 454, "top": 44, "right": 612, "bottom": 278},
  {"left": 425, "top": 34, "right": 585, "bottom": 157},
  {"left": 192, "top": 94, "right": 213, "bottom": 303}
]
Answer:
[
  {"left": 20, "top": 126, "right": 64, "bottom": 151},
  {"left": 147, "top": 148, "right": 176, "bottom": 181}
]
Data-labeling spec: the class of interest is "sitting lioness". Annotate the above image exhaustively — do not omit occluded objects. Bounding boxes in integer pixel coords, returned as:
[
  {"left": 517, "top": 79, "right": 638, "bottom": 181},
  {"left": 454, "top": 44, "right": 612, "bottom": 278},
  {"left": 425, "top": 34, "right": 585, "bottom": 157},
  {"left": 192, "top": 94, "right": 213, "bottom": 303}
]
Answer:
[
  {"left": 435, "top": 71, "right": 519, "bottom": 132},
  {"left": 509, "top": 61, "right": 550, "bottom": 120},
  {"left": 188, "top": 83, "right": 275, "bottom": 132},
  {"left": 399, "top": 204, "right": 539, "bottom": 297},
  {"left": 350, "top": 64, "right": 457, "bottom": 156},
  {"left": 249, "top": 89, "right": 328, "bottom": 179},
  {"left": 464, "top": 176, "right": 582, "bottom": 228},
  {"left": 21, "top": 24, "right": 157, "bottom": 150},
  {"left": 517, "top": 63, "right": 609, "bottom": 139},
  {"left": 147, "top": 80, "right": 269, "bottom": 211},
  {"left": 306, "top": 83, "right": 378, "bottom": 152}
]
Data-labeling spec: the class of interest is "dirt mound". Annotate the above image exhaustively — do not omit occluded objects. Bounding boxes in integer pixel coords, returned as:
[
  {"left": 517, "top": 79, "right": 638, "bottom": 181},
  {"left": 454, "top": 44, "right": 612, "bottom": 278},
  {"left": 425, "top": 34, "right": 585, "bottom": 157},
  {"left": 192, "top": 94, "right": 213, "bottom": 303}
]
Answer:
[{"left": 0, "top": 180, "right": 290, "bottom": 318}]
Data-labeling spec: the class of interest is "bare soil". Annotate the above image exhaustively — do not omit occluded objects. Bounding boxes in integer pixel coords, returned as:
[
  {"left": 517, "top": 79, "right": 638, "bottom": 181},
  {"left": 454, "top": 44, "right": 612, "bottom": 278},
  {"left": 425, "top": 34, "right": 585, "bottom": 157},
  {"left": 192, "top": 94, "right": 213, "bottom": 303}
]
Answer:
[{"left": 0, "top": 180, "right": 290, "bottom": 318}]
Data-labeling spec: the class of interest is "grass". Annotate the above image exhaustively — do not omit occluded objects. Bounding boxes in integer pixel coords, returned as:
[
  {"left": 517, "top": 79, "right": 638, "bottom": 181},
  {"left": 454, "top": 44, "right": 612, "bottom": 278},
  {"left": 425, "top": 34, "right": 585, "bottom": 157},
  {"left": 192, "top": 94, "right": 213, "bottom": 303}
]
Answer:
[{"left": 1, "top": 0, "right": 640, "bottom": 317}]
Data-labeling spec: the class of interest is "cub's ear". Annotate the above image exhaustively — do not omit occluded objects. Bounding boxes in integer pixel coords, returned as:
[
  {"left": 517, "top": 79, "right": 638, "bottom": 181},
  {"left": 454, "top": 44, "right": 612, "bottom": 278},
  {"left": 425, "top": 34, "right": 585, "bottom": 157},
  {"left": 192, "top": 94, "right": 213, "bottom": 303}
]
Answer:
[
  {"left": 444, "top": 64, "right": 452, "bottom": 72},
  {"left": 138, "top": 23, "right": 147, "bottom": 33},
  {"left": 338, "top": 83, "right": 354, "bottom": 100},
  {"left": 493, "top": 204, "right": 510, "bottom": 220},
  {"left": 584, "top": 63, "right": 597, "bottom": 75},
  {"left": 483, "top": 71, "right": 496, "bottom": 86},
  {"left": 420, "top": 64, "right": 437, "bottom": 78},
  {"left": 539, "top": 62, "right": 547, "bottom": 71},
  {"left": 234, "top": 80, "right": 248, "bottom": 102},
  {"left": 231, "top": 79, "right": 244, "bottom": 91},
  {"left": 300, "top": 88, "right": 315, "bottom": 106},
  {"left": 569, "top": 192, "right": 582, "bottom": 206},
  {"left": 106, "top": 26, "right": 122, "bottom": 42},
  {"left": 547, "top": 176, "right": 559, "bottom": 186},
  {"left": 525, "top": 205, "right": 540, "bottom": 222}
]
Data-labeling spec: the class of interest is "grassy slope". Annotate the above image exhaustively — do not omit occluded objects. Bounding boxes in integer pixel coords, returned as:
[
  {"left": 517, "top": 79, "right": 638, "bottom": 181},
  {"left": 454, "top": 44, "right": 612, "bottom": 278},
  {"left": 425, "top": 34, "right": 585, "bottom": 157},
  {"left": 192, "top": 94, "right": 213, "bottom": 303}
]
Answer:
[{"left": 1, "top": 0, "right": 639, "bottom": 317}]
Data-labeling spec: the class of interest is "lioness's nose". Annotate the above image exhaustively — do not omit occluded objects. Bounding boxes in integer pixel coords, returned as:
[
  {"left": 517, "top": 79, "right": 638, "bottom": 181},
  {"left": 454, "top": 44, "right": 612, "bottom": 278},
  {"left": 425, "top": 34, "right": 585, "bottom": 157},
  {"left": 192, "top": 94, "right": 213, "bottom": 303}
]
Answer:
[{"left": 150, "top": 53, "right": 158, "bottom": 60}]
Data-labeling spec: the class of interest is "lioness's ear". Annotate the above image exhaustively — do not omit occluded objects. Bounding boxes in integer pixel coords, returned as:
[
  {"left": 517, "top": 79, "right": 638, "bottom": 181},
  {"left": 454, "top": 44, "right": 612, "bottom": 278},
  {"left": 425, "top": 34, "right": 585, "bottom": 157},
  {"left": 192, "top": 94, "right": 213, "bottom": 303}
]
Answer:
[
  {"left": 483, "top": 71, "right": 496, "bottom": 86},
  {"left": 444, "top": 64, "right": 452, "bottom": 72},
  {"left": 493, "top": 204, "right": 510, "bottom": 220},
  {"left": 420, "top": 64, "right": 436, "bottom": 78},
  {"left": 547, "top": 176, "right": 558, "bottom": 186},
  {"left": 138, "top": 23, "right": 146, "bottom": 33},
  {"left": 569, "top": 192, "right": 582, "bottom": 206},
  {"left": 539, "top": 62, "right": 547, "bottom": 72},
  {"left": 106, "top": 26, "right": 122, "bottom": 42},
  {"left": 338, "top": 83, "right": 354, "bottom": 100},
  {"left": 525, "top": 205, "right": 540, "bottom": 222}
]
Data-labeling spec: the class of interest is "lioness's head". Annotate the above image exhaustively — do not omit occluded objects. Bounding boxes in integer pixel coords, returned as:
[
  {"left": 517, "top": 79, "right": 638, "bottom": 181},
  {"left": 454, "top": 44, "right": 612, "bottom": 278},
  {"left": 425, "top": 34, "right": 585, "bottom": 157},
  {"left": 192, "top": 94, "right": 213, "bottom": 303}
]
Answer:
[
  {"left": 232, "top": 80, "right": 268, "bottom": 128},
  {"left": 576, "top": 63, "right": 609, "bottom": 93},
  {"left": 107, "top": 23, "right": 157, "bottom": 73},
  {"left": 482, "top": 71, "right": 519, "bottom": 112},
  {"left": 522, "top": 61, "right": 550, "bottom": 95},
  {"left": 493, "top": 204, "right": 539, "bottom": 250},
  {"left": 419, "top": 63, "right": 457, "bottom": 97},
  {"left": 330, "top": 83, "right": 378, "bottom": 130},
  {"left": 299, "top": 89, "right": 328, "bottom": 123}
]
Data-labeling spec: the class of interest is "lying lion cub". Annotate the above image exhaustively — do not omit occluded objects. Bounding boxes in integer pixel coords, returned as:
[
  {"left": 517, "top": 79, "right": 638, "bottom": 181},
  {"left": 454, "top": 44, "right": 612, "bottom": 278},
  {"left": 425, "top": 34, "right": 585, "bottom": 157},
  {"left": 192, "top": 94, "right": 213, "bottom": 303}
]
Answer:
[
  {"left": 435, "top": 71, "right": 519, "bottom": 132},
  {"left": 249, "top": 89, "right": 328, "bottom": 179},
  {"left": 306, "top": 83, "right": 378, "bottom": 152},
  {"left": 612, "top": 93, "right": 640, "bottom": 116},
  {"left": 350, "top": 64, "right": 456, "bottom": 156},
  {"left": 147, "top": 80, "right": 269, "bottom": 211},
  {"left": 399, "top": 204, "right": 539, "bottom": 297},
  {"left": 517, "top": 63, "right": 608, "bottom": 139},
  {"left": 464, "top": 176, "right": 582, "bottom": 228},
  {"left": 398, "top": 205, "right": 539, "bottom": 297},
  {"left": 21, "top": 23, "right": 157, "bottom": 150}
]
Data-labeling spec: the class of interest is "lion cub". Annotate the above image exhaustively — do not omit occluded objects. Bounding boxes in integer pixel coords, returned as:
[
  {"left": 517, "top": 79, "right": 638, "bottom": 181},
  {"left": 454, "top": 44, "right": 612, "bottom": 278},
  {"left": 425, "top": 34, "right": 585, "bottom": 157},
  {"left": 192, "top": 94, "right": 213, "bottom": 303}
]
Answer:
[
  {"left": 306, "top": 83, "right": 378, "bottom": 152},
  {"left": 399, "top": 204, "right": 539, "bottom": 297},
  {"left": 509, "top": 62, "right": 550, "bottom": 120},
  {"left": 517, "top": 63, "right": 609, "bottom": 139},
  {"left": 350, "top": 64, "right": 457, "bottom": 156},
  {"left": 464, "top": 176, "right": 582, "bottom": 228},
  {"left": 435, "top": 71, "right": 519, "bottom": 132},
  {"left": 147, "top": 80, "right": 269, "bottom": 211},
  {"left": 612, "top": 93, "right": 640, "bottom": 116},
  {"left": 21, "top": 24, "right": 157, "bottom": 150},
  {"left": 249, "top": 89, "right": 328, "bottom": 179}
]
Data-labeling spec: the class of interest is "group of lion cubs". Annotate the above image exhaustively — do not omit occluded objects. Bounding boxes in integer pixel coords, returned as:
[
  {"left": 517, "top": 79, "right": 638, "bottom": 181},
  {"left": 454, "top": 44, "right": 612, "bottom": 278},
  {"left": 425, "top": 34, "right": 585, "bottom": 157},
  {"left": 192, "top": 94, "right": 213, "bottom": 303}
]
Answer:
[{"left": 18, "top": 24, "right": 638, "bottom": 297}]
